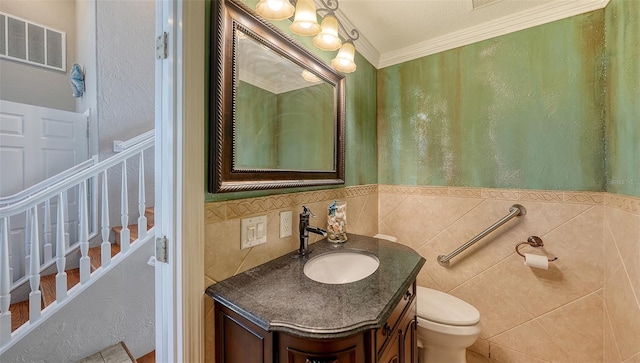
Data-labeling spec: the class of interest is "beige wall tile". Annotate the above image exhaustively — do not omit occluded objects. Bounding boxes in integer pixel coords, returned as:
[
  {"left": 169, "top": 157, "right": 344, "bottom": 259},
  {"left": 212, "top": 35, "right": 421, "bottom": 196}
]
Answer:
[
  {"left": 377, "top": 192, "right": 408, "bottom": 220},
  {"left": 467, "top": 349, "right": 492, "bottom": 363},
  {"left": 378, "top": 195, "right": 448, "bottom": 251},
  {"left": 604, "top": 221, "right": 623, "bottom": 283},
  {"left": 204, "top": 218, "right": 247, "bottom": 282},
  {"left": 469, "top": 336, "right": 491, "bottom": 356},
  {"left": 417, "top": 229, "right": 480, "bottom": 292},
  {"left": 345, "top": 194, "right": 378, "bottom": 236},
  {"left": 451, "top": 271, "right": 534, "bottom": 339},
  {"left": 605, "top": 265, "right": 640, "bottom": 360},
  {"left": 481, "top": 188, "right": 519, "bottom": 200},
  {"left": 414, "top": 196, "right": 483, "bottom": 229},
  {"left": 415, "top": 266, "right": 442, "bottom": 291},
  {"left": 624, "top": 247, "right": 640, "bottom": 307},
  {"left": 535, "top": 293, "right": 604, "bottom": 362},
  {"left": 624, "top": 352, "right": 640, "bottom": 363},
  {"left": 605, "top": 308, "right": 623, "bottom": 363},
  {"left": 483, "top": 208, "right": 603, "bottom": 318},
  {"left": 519, "top": 190, "right": 564, "bottom": 203},
  {"left": 489, "top": 343, "right": 548, "bottom": 363},
  {"left": 606, "top": 207, "right": 640, "bottom": 258},
  {"left": 490, "top": 320, "right": 571, "bottom": 362}
]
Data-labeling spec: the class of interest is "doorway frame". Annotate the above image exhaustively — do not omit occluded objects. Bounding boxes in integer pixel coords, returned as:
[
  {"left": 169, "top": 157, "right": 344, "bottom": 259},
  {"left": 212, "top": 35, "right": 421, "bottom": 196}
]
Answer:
[{"left": 155, "top": 0, "right": 205, "bottom": 361}]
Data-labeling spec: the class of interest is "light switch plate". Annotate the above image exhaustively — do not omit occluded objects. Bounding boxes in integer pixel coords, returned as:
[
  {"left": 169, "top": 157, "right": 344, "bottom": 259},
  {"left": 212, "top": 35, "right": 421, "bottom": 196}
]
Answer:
[
  {"left": 241, "top": 215, "right": 267, "bottom": 249},
  {"left": 280, "top": 210, "right": 292, "bottom": 238}
]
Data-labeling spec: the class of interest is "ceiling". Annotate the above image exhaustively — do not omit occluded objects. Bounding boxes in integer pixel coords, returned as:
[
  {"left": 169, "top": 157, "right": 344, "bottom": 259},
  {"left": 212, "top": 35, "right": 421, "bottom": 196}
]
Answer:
[{"left": 331, "top": 0, "right": 609, "bottom": 68}]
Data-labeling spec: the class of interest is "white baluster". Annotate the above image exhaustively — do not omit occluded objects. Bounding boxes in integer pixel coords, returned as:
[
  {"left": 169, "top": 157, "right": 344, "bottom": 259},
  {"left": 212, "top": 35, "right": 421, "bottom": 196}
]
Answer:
[
  {"left": 55, "top": 192, "right": 67, "bottom": 303},
  {"left": 101, "top": 171, "right": 111, "bottom": 268},
  {"left": 62, "top": 190, "right": 70, "bottom": 250},
  {"left": 29, "top": 206, "right": 41, "bottom": 323},
  {"left": 120, "top": 160, "right": 130, "bottom": 252},
  {"left": 79, "top": 180, "right": 90, "bottom": 284},
  {"left": 0, "top": 217, "right": 12, "bottom": 344},
  {"left": 137, "top": 152, "right": 147, "bottom": 240},
  {"left": 24, "top": 208, "right": 31, "bottom": 277},
  {"left": 43, "top": 199, "right": 53, "bottom": 262}
]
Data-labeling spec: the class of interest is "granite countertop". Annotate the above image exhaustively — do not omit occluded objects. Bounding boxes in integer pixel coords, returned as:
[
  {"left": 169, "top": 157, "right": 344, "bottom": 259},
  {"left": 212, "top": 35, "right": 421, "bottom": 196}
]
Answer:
[{"left": 206, "top": 233, "right": 426, "bottom": 339}]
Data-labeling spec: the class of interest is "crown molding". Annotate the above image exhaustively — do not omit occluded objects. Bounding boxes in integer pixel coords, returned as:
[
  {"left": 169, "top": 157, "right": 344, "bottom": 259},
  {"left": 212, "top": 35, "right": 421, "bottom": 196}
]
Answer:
[
  {"left": 377, "top": 0, "right": 610, "bottom": 69},
  {"left": 333, "top": 10, "right": 381, "bottom": 68}
]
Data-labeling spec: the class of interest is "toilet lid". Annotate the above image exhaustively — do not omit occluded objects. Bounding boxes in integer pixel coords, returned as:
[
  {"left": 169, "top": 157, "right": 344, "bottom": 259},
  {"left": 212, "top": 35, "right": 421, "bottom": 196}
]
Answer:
[{"left": 416, "top": 287, "right": 480, "bottom": 326}]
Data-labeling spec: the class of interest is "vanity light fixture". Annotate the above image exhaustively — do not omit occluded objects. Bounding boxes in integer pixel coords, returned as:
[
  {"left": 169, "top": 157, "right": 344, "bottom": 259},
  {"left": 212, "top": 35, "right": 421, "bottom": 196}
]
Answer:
[
  {"left": 330, "top": 40, "right": 356, "bottom": 73},
  {"left": 301, "top": 69, "right": 322, "bottom": 82},
  {"left": 255, "top": 0, "right": 295, "bottom": 21},
  {"left": 256, "top": 0, "right": 360, "bottom": 73}
]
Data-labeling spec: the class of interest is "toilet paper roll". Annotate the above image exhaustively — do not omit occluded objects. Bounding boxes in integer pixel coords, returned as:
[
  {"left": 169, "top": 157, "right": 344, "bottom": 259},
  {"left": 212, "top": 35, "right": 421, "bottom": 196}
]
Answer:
[{"left": 524, "top": 253, "right": 548, "bottom": 270}]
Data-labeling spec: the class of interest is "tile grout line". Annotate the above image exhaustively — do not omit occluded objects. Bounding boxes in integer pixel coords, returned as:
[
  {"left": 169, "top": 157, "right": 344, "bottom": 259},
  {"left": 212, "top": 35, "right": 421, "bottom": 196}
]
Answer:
[{"left": 603, "top": 298, "right": 624, "bottom": 362}]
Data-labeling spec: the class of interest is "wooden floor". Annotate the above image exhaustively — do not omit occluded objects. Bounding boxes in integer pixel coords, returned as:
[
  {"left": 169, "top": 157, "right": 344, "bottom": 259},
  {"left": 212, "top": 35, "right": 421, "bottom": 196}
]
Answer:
[{"left": 136, "top": 350, "right": 155, "bottom": 363}]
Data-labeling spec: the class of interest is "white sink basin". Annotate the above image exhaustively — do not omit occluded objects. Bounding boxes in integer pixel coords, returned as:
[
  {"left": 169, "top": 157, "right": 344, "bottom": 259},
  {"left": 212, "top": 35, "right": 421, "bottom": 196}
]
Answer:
[{"left": 304, "top": 250, "right": 380, "bottom": 284}]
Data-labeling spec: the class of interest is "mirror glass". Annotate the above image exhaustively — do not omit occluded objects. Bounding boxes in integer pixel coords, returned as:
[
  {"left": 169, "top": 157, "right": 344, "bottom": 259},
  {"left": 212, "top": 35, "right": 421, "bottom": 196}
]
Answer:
[
  {"left": 209, "top": 0, "right": 346, "bottom": 193},
  {"left": 235, "top": 30, "right": 335, "bottom": 171}
]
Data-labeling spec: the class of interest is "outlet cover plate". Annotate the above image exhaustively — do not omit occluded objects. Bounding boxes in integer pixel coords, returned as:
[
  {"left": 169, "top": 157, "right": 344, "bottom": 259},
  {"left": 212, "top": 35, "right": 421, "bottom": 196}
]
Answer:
[
  {"left": 280, "top": 210, "right": 292, "bottom": 238},
  {"left": 241, "top": 215, "right": 267, "bottom": 249}
]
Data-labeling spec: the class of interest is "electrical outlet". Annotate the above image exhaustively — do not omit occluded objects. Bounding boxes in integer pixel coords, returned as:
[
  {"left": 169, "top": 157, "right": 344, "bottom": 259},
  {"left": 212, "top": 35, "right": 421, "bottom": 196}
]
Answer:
[
  {"left": 280, "top": 210, "right": 292, "bottom": 238},
  {"left": 241, "top": 215, "right": 267, "bottom": 249}
]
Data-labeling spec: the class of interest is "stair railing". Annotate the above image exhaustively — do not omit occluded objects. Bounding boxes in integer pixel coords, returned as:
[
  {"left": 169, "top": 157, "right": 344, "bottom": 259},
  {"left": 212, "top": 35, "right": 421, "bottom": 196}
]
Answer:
[{"left": 0, "top": 131, "right": 155, "bottom": 353}]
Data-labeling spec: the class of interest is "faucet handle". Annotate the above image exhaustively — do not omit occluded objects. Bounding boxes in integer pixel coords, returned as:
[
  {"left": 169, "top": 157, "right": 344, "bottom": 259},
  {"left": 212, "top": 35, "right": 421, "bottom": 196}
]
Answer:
[{"left": 302, "top": 205, "right": 316, "bottom": 218}]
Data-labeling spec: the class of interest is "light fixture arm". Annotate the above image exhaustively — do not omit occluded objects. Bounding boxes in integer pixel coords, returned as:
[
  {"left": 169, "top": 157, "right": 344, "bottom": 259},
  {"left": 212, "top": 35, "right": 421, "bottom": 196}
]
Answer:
[{"left": 313, "top": 0, "right": 360, "bottom": 41}]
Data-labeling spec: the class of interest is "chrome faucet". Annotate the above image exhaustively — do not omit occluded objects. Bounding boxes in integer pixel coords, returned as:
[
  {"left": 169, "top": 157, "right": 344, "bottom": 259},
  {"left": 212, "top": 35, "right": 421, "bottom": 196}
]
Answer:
[{"left": 298, "top": 206, "right": 327, "bottom": 257}]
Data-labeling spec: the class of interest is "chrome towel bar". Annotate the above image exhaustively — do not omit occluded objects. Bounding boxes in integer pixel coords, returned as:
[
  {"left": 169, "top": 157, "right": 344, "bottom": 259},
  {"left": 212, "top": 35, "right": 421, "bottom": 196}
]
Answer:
[{"left": 437, "top": 204, "right": 526, "bottom": 267}]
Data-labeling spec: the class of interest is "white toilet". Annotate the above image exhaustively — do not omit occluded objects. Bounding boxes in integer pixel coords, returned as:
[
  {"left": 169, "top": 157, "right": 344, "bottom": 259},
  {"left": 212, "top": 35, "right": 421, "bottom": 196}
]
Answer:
[
  {"left": 415, "top": 286, "right": 482, "bottom": 363},
  {"left": 373, "top": 235, "right": 482, "bottom": 362}
]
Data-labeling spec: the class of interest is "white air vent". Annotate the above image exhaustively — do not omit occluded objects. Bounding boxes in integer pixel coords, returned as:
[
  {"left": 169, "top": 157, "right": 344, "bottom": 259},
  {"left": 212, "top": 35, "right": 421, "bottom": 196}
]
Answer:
[
  {"left": 0, "top": 12, "right": 66, "bottom": 71},
  {"left": 472, "top": 0, "right": 502, "bottom": 10}
]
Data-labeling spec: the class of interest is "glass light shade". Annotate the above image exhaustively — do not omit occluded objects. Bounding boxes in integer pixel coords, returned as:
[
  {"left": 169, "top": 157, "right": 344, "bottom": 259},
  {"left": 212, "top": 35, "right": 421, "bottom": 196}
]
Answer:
[
  {"left": 256, "top": 0, "right": 295, "bottom": 21},
  {"left": 289, "top": 0, "right": 321, "bottom": 36},
  {"left": 313, "top": 15, "right": 342, "bottom": 51},
  {"left": 301, "top": 69, "right": 322, "bottom": 82},
  {"left": 331, "top": 41, "right": 356, "bottom": 73}
]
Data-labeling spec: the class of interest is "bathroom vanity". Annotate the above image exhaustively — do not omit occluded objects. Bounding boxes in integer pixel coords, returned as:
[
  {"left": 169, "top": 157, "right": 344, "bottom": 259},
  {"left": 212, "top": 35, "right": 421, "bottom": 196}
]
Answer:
[{"left": 206, "top": 234, "right": 425, "bottom": 363}]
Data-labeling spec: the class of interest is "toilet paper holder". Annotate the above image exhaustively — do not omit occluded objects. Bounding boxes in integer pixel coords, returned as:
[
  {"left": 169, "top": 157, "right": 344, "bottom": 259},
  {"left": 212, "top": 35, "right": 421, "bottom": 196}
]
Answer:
[{"left": 515, "top": 236, "right": 558, "bottom": 262}]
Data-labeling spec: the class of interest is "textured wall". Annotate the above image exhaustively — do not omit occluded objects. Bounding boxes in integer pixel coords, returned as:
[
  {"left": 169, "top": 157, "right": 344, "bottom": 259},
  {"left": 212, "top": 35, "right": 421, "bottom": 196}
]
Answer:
[
  {"left": 96, "top": 0, "right": 155, "bottom": 226},
  {"left": 605, "top": 0, "right": 640, "bottom": 198},
  {"left": 378, "top": 11, "right": 606, "bottom": 192},
  {"left": 0, "top": 0, "right": 76, "bottom": 111}
]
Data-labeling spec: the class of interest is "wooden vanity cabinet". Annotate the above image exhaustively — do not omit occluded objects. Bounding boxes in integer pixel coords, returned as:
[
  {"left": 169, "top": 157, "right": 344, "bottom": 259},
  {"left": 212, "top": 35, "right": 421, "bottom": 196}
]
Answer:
[
  {"left": 376, "top": 282, "right": 417, "bottom": 363},
  {"left": 214, "top": 280, "right": 417, "bottom": 363},
  {"left": 215, "top": 302, "right": 274, "bottom": 363}
]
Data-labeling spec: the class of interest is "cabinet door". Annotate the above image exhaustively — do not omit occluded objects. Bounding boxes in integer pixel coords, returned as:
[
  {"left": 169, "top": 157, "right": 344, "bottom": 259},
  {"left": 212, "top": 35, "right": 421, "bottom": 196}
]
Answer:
[
  {"left": 377, "top": 328, "right": 400, "bottom": 363},
  {"left": 279, "top": 332, "right": 366, "bottom": 363},
  {"left": 400, "top": 303, "right": 417, "bottom": 363},
  {"left": 215, "top": 301, "right": 274, "bottom": 363}
]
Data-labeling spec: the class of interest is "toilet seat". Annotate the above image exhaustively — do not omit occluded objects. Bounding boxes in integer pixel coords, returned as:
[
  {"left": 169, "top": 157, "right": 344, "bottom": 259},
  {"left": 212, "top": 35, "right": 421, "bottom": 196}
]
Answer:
[{"left": 416, "top": 287, "right": 480, "bottom": 326}]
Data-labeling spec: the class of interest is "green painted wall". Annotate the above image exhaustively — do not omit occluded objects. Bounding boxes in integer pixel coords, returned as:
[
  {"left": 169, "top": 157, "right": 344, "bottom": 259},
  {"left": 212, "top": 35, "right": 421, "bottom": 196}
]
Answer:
[
  {"left": 378, "top": 11, "right": 606, "bottom": 191},
  {"left": 605, "top": 0, "right": 640, "bottom": 198},
  {"left": 277, "top": 83, "right": 335, "bottom": 170},
  {"left": 235, "top": 81, "right": 334, "bottom": 171},
  {"left": 235, "top": 81, "right": 278, "bottom": 169}
]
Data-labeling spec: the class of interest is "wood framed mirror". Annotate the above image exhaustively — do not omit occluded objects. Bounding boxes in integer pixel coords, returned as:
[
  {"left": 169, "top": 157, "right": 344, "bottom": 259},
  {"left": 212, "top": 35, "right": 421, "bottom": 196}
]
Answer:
[{"left": 209, "top": 0, "right": 346, "bottom": 193}]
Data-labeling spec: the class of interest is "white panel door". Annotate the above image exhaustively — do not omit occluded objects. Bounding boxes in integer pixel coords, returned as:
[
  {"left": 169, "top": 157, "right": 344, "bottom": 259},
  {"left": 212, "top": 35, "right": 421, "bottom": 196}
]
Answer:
[
  {"left": 0, "top": 100, "right": 88, "bottom": 284},
  {"left": 0, "top": 100, "right": 89, "bottom": 197}
]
